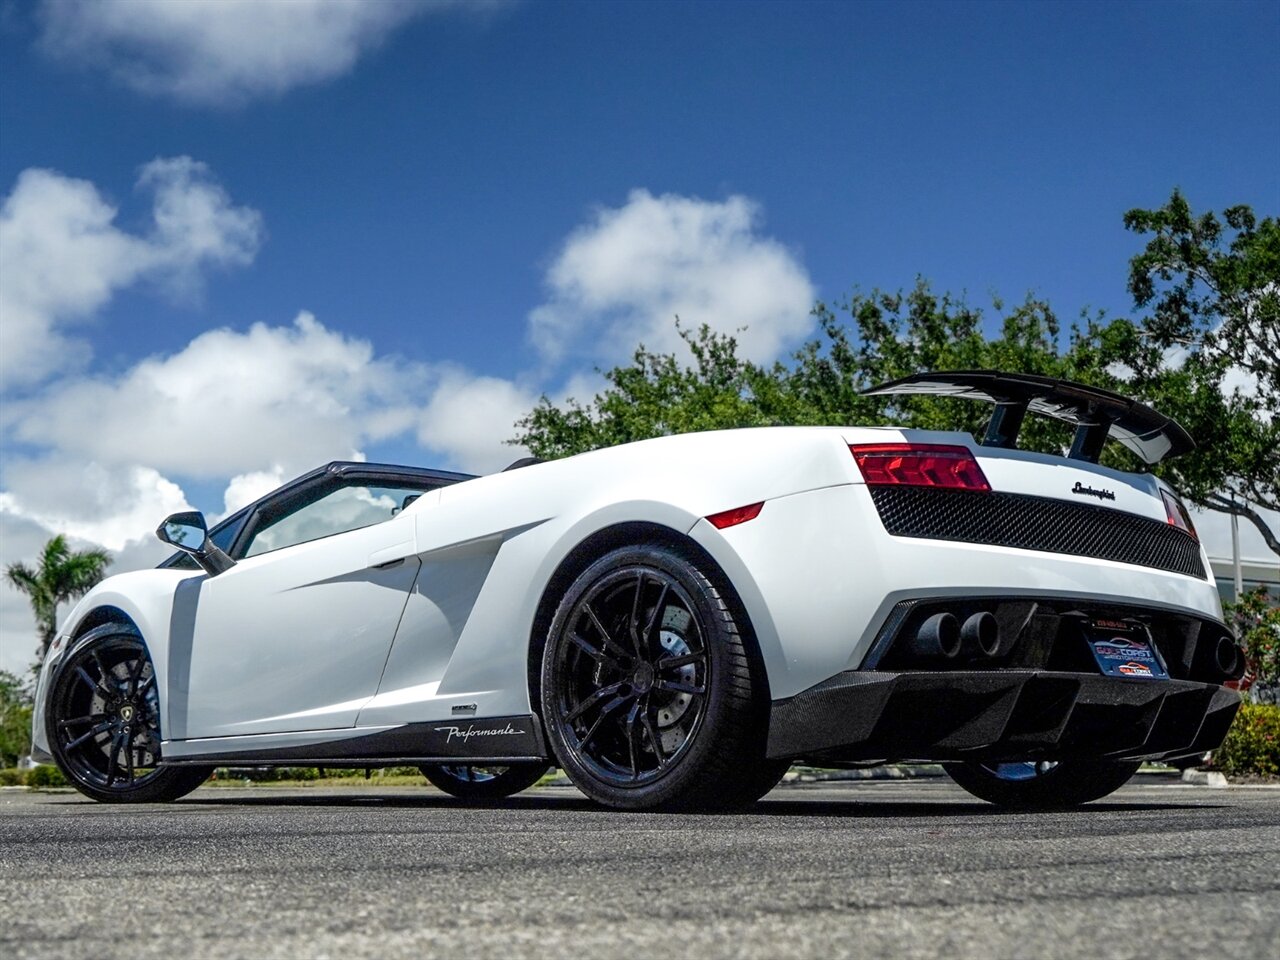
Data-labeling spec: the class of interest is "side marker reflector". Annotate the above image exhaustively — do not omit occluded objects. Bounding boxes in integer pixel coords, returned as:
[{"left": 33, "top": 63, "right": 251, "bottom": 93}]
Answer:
[{"left": 706, "top": 502, "right": 764, "bottom": 529}]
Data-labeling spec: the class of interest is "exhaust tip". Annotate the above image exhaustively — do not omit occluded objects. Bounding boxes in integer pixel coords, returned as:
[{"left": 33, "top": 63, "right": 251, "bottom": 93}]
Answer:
[
  {"left": 912, "top": 613, "right": 961, "bottom": 660},
  {"left": 961, "top": 612, "right": 1000, "bottom": 658},
  {"left": 1214, "top": 635, "right": 1241, "bottom": 677}
]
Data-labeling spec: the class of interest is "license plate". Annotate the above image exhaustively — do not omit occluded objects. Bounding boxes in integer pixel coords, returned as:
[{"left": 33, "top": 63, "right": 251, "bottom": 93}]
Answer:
[{"left": 1085, "top": 620, "right": 1168, "bottom": 680}]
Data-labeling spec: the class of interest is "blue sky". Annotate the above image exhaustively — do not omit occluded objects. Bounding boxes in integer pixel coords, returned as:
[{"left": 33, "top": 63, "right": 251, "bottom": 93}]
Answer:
[{"left": 1, "top": 0, "right": 1277, "bottom": 669}]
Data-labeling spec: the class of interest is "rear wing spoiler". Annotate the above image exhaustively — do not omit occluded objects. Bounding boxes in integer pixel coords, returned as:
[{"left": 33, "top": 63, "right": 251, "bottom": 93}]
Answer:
[{"left": 862, "top": 370, "right": 1194, "bottom": 465}]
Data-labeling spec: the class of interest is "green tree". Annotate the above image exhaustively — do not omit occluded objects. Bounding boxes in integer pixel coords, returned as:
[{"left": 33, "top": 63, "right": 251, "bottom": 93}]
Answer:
[
  {"left": 1100, "top": 189, "right": 1279, "bottom": 552},
  {"left": 515, "top": 192, "right": 1278, "bottom": 555},
  {"left": 5, "top": 535, "right": 112, "bottom": 668},
  {"left": 516, "top": 286, "right": 1078, "bottom": 458},
  {"left": 0, "top": 671, "right": 33, "bottom": 768},
  {"left": 1225, "top": 586, "right": 1280, "bottom": 691}
]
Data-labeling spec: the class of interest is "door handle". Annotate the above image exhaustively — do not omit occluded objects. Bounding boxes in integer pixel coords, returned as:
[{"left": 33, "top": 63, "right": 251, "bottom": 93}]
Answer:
[{"left": 367, "top": 540, "right": 415, "bottom": 570}]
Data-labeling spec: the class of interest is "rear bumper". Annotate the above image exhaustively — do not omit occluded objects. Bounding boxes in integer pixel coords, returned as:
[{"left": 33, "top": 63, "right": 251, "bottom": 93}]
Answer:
[
  {"left": 690, "top": 483, "right": 1222, "bottom": 701},
  {"left": 767, "top": 670, "right": 1240, "bottom": 764}
]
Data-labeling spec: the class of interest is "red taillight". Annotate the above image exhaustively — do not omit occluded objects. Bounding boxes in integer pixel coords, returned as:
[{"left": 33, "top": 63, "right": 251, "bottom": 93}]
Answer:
[
  {"left": 706, "top": 502, "right": 764, "bottom": 529},
  {"left": 1161, "top": 489, "right": 1198, "bottom": 541},
  {"left": 850, "top": 443, "right": 991, "bottom": 491}
]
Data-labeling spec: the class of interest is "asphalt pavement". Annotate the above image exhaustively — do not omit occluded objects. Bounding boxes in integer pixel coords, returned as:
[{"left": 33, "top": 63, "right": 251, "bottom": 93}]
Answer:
[{"left": 2, "top": 776, "right": 1278, "bottom": 960}]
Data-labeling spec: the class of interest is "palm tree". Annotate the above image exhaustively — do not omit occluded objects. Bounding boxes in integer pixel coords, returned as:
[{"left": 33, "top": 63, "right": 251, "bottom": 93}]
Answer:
[{"left": 5, "top": 535, "right": 112, "bottom": 667}]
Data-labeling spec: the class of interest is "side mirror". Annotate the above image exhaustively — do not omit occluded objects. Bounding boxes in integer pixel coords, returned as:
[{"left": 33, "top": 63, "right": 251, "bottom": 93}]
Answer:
[{"left": 156, "top": 511, "right": 235, "bottom": 576}]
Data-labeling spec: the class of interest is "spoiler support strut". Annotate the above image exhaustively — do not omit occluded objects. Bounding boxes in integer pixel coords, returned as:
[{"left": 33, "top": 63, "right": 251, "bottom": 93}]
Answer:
[{"left": 864, "top": 370, "right": 1195, "bottom": 465}]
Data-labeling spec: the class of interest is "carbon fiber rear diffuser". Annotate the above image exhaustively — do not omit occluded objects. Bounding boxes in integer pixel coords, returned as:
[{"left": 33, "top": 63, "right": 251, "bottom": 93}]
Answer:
[{"left": 766, "top": 670, "right": 1239, "bottom": 764}]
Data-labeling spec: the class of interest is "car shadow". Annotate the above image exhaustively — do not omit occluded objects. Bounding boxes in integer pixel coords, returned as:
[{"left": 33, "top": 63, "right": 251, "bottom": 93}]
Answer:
[
  {"left": 162, "top": 787, "right": 1207, "bottom": 818},
  {"left": 749, "top": 797, "right": 1200, "bottom": 817}
]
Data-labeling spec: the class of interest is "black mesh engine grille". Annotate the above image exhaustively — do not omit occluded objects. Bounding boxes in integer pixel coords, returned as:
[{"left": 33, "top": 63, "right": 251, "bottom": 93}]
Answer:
[{"left": 869, "top": 486, "right": 1206, "bottom": 578}]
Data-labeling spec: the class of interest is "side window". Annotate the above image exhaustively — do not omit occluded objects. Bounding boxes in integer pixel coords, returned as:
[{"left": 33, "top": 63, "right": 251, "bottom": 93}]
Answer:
[
  {"left": 242, "top": 484, "right": 428, "bottom": 559},
  {"left": 210, "top": 516, "right": 245, "bottom": 553}
]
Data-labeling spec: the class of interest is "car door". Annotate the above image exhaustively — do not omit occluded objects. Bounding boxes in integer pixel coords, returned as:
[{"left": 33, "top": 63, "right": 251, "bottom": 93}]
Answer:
[{"left": 167, "top": 483, "right": 424, "bottom": 740}]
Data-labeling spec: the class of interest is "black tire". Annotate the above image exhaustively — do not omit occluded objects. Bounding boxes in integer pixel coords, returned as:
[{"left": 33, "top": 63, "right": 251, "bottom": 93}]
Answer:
[
  {"left": 944, "top": 759, "right": 1141, "bottom": 809},
  {"left": 541, "top": 543, "right": 786, "bottom": 811},
  {"left": 46, "top": 627, "right": 212, "bottom": 803},
  {"left": 419, "top": 763, "right": 550, "bottom": 800}
]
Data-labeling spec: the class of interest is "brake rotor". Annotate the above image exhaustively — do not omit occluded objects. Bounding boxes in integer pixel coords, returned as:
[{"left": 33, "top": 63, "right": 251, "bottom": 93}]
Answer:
[{"left": 655, "top": 605, "right": 698, "bottom": 751}]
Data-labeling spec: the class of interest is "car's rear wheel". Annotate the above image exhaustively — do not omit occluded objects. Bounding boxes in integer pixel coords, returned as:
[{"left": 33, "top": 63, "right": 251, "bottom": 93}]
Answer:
[
  {"left": 419, "top": 763, "right": 550, "bottom": 800},
  {"left": 46, "top": 628, "right": 211, "bottom": 803},
  {"left": 541, "top": 544, "right": 788, "bottom": 811},
  {"left": 944, "top": 759, "right": 1140, "bottom": 809}
]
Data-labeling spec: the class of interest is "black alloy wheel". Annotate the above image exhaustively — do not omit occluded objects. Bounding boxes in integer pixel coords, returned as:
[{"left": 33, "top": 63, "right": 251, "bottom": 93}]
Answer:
[
  {"left": 944, "top": 758, "right": 1141, "bottom": 809},
  {"left": 419, "top": 763, "right": 550, "bottom": 800},
  {"left": 541, "top": 544, "right": 788, "bottom": 811},
  {"left": 47, "top": 628, "right": 211, "bottom": 803}
]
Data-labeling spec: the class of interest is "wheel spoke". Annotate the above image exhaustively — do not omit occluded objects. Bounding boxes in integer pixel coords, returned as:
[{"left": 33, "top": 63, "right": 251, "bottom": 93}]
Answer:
[
  {"left": 74, "top": 666, "right": 101, "bottom": 697},
  {"left": 627, "top": 573, "right": 648, "bottom": 657},
  {"left": 578, "top": 693, "right": 631, "bottom": 747},
  {"left": 91, "top": 650, "right": 117, "bottom": 697},
  {"left": 624, "top": 702, "right": 643, "bottom": 779},
  {"left": 640, "top": 578, "right": 670, "bottom": 655},
  {"left": 64, "top": 720, "right": 113, "bottom": 751},
  {"left": 583, "top": 604, "right": 631, "bottom": 661},
  {"left": 103, "top": 731, "right": 121, "bottom": 785},
  {"left": 568, "top": 632, "right": 622, "bottom": 668},
  {"left": 564, "top": 681, "right": 627, "bottom": 724},
  {"left": 127, "top": 656, "right": 145, "bottom": 696},
  {"left": 124, "top": 730, "right": 135, "bottom": 782},
  {"left": 654, "top": 678, "right": 705, "bottom": 696},
  {"left": 58, "top": 713, "right": 109, "bottom": 729},
  {"left": 656, "top": 652, "right": 704, "bottom": 672},
  {"left": 136, "top": 673, "right": 156, "bottom": 696},
  {"left": 640, "top": 704, "right": 666, "bottom": 769}
]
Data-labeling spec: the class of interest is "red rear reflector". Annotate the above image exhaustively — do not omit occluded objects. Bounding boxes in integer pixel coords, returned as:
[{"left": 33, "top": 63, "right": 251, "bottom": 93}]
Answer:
[
  {"left": 850, "top": 443, "right": 991, "bottom": 491},
  {"left": 706, "top": 502, "right": 764, "bottom": 529},
  {"left": 1161, "top": 489, "right": 1198, "bottom": 541}
]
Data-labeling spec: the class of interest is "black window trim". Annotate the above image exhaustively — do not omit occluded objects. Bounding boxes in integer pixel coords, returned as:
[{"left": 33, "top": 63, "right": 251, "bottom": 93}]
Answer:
[{"left": 158, "top": 461, "right": 475, "bottom": 569}]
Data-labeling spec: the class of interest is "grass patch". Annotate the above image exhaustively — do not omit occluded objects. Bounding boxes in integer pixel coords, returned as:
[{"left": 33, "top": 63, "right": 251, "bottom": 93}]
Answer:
[{"left": 0, "top": 764, "right": 69, "bottom": 788}]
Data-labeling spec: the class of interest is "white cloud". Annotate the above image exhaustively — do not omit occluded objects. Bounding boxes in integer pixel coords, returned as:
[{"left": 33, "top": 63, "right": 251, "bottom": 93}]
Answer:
[
  {"left": 7, "top": 312, "right": 424, "bottom": 479},
  {"left": 416, "top": 368, "right": 538, "bottom": 473},
  {"left": 0, "top": 511, "right": 57, "bottom": 676},
  {"left": 0, "top": 506, "right": 179, "bottom": 680},
  {"left": 0, "top": 183, "right": 821, "bottom": 679},
  {"left": 222, "top": 467, "right": 289, "bottom": 517},
  {"left": 35, "top": 0, "right": 481, "bottom": 106},
  {"left": 0, "top": 157, "right": 262, "bottom": 390},
  {"left": 0, "top": 460, "right": 192, "bottom": 553},
  {"left": 138, "top": 157, "right": 263, "bottom": 289},
  {"left": 529, "top": 190, "right": 815, "bottom": 368},
  {"left": 0, "top": 484, "right": 180, "bottom": 677}
]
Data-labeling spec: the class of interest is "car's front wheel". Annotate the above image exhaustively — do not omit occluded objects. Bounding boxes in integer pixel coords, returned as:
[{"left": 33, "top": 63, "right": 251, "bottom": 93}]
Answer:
[
  {"left": 541, "top": 543, "right": 788, "bottom": 811},
  {"left": 46, "top": 627, "right": 211, "bottom": 803},
  {"left": 419, "top": 763, "right": 550, "bottom": 800},
  {"left": 944, "top": 759, "right": 1141, "bottom": 809}
]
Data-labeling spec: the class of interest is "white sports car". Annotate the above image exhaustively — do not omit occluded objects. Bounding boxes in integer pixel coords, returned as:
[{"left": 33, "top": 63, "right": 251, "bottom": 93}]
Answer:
[{"left": 31, "top": 372, "right": 1242, "bottom": 810}]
